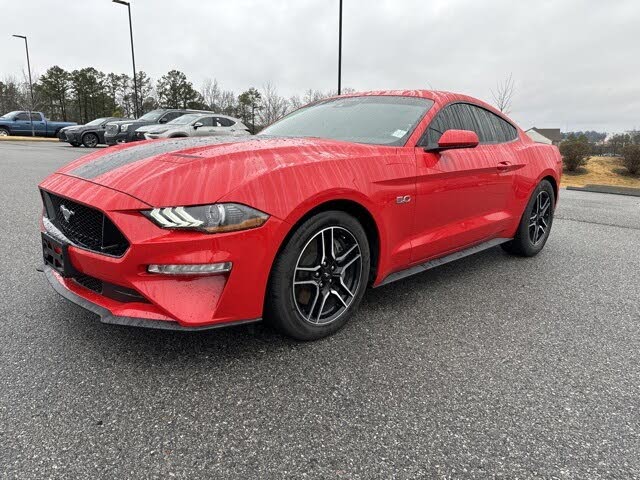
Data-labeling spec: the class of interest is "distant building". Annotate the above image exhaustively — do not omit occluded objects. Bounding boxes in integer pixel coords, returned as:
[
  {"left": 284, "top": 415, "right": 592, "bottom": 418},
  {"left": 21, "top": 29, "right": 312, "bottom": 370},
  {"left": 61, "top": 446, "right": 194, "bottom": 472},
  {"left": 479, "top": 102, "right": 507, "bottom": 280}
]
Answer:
[{"left": 525, "top": 128, "right": 563, "bottom": 146}]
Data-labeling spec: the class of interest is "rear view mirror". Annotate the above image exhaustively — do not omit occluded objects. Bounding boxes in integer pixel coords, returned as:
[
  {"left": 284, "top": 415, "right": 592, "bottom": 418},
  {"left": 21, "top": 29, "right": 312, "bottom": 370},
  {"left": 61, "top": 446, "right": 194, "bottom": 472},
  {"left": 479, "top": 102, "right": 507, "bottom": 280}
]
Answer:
[{"left": 427, "top": 129, "right": 479, "bottom": 151}]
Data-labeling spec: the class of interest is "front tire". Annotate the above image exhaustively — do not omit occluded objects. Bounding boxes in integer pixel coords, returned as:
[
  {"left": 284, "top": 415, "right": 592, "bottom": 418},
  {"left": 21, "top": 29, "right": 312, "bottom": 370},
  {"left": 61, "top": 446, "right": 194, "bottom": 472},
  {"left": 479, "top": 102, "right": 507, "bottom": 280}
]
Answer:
[
  {"left": 0, "top": 127, "right": 9, "bottom": 137},
  {"left": 265, "top": 211, "right": 370, "bottom": 340},
  {"left": 82, "top": 132, "right": 99, "bottom": 148},
  {"left": 502, "top": 180, "right": 555, "bottom": 257}
]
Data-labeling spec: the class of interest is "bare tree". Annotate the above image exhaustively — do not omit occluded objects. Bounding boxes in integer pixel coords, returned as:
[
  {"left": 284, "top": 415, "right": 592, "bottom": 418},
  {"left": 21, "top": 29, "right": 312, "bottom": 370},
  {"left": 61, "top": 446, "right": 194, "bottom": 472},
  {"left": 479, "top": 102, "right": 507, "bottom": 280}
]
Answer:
[
  {"left": 303, "top": 89, "right": 328, "bottom": 104},
  {"left": 491, "top": 73, "right": 515, "bottom": 114},
  {"left": 259, "top": 82, "right": 289, "bottom": 126},
  {"left": 288, "top": 95, "right": 303, "bottom": 110},
  {"left": 0, "top": 75, "right": 26, "bottom": 113},
  {"left": 218, "top": 90, "right": 237, "bottom": 116},
  {"left": 201, "top": 78, "right": 221, "bottom": 111}
]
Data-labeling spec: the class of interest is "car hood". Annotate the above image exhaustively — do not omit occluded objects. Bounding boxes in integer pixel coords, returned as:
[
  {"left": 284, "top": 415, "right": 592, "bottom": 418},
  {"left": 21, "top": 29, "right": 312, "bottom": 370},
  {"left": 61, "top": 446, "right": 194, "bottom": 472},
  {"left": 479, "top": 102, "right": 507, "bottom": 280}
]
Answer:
[
  {"left": 108, "top": 119, "right": 153, "bottom": 128},
  {"left": 135, "top": 124, "right": 173, "bottom": 134},
  {"left": 64, "top": 125, "right": 92, "bottom": 132},
  {"left": 55, "top": 136, "right": 385, "bottom": 207}
]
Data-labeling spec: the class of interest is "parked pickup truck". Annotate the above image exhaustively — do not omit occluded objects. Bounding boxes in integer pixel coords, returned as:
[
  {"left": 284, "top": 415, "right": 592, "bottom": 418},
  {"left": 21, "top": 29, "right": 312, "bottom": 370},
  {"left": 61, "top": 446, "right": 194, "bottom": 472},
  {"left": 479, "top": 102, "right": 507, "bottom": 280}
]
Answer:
[{"left": 0, "top": 111, "right": 77, "bottom": 137}]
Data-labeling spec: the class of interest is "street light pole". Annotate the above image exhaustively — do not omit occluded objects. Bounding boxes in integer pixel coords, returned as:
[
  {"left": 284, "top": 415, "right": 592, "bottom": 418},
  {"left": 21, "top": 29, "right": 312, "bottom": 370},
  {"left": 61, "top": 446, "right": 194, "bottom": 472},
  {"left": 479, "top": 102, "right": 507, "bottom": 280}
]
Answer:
[
  {"left": 12, "top": 34, "right": 35, "bottom": 137},
  {"left": 113, "top": 0, "right": 139, "bottom": 118},
  {"left": 338, "top": 0, "right": 343, "bottom": 95}
]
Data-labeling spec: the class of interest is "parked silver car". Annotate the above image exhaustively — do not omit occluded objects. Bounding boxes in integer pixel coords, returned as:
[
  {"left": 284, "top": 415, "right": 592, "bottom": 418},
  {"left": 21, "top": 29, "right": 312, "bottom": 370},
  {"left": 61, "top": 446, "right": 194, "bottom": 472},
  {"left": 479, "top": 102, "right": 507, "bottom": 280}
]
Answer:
[{"left": 137, "top": 113, "right": 250, "bottom": 139}]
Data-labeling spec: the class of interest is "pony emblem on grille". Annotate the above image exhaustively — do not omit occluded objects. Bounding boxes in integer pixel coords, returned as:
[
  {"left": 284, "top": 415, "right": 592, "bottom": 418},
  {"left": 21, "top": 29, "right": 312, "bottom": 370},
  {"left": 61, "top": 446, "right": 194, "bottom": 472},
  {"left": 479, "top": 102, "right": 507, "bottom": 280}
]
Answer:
[{"left": 60, "top": 204, "right": 75, "bottom": 223}]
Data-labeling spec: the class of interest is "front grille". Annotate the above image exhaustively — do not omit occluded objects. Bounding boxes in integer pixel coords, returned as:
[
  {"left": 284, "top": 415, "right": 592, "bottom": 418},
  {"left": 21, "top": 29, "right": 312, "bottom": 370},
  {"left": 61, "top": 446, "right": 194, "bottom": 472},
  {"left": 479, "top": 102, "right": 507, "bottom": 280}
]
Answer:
[
  {"left": 41, "top": 190, "right": 129, "bottom": 257},
  {"left": 105, "top": 124, "right": 119, "bottom": 135}
]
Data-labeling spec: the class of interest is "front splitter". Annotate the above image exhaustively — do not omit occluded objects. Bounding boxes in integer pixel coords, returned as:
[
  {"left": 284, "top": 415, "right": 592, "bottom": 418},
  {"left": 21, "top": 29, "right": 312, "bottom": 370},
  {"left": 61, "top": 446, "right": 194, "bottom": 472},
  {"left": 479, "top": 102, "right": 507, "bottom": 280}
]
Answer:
[{"left": 42, "top": 266, "right": 261, "bottom": 332}]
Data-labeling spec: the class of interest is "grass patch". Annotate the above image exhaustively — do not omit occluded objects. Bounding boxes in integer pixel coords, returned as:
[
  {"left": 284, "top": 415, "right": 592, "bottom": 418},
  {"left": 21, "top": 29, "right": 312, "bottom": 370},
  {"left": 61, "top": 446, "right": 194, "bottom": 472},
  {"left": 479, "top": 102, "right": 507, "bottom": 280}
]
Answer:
[{"left": 561, "top": 156, "right": 640, "bottom": 188}]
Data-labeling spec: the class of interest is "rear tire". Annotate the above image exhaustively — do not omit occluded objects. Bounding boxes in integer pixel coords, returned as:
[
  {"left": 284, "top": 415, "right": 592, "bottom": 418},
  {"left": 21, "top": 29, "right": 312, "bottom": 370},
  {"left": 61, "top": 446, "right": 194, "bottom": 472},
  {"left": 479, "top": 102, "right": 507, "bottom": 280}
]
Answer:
[
  {"left": 82, "top": 132, "right": 99, "bottom": 148},
  {"left": 502, "top": 179, "right": 555, "bottom": 257},
  {"left": 265, "top": 211, "right": 370, "bottom": 341}
]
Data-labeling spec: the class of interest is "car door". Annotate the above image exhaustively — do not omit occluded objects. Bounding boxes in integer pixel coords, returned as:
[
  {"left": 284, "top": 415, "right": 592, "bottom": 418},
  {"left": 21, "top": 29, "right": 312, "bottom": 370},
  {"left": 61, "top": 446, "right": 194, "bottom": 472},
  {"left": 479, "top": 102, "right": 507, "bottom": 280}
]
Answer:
[
  {"left": 12, "top": 112, "right": 31, "bottom": 135},
  {"left": 209, "top": 117, "right": 234, "bottom": 136},
  {"left": 410, "top": 102, "right": 519, "bottom": 263},
  {"left": 193, "top": 116, "right": 217, "bottom": 136},
  {"left": 30, "top": 112, "right": 47, "bottom": 135},
  {"left": 97, "top": 119, "right": 111, "bottom": 142},
  {"left": 216, "top": 116, "right": 239, "bottom": 135}
]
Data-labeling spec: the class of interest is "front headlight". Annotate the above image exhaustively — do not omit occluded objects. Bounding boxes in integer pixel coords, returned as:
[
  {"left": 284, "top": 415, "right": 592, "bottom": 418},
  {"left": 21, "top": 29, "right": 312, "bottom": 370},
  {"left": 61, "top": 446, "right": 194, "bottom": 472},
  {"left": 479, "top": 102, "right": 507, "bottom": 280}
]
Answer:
[
  {"left": 142, "top": 203, "right": 269, "bottom": 233},
  {"left": 120, "top": 123, "right": 132, "bottom": 132}
]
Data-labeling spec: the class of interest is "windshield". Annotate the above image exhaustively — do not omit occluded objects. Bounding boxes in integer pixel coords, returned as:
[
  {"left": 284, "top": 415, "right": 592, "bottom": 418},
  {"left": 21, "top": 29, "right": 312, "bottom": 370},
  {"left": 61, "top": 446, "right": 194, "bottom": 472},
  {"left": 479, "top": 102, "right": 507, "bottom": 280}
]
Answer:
[
  {"left": 260, "top": 96, "right": 433, "bottom": 146},
  {"left": 138, "top": 110, "right": 164, "bottom": 121},
  {"left": 86, "top": 117, "right": 108, "bottom": 126},
  {"left": 1, "top": 111, "right": 22, "bottom": 118},
  {"left": 168, "top": 114, "right": 201, "bottom": 125}
]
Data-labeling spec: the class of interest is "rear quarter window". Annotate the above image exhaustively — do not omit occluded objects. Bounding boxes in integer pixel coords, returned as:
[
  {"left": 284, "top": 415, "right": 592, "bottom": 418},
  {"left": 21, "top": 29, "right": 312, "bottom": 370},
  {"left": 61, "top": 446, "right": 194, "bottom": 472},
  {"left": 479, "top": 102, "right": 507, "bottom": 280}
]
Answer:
[{"left": 217, "top": 117, "right": 235, "bottom": 127}]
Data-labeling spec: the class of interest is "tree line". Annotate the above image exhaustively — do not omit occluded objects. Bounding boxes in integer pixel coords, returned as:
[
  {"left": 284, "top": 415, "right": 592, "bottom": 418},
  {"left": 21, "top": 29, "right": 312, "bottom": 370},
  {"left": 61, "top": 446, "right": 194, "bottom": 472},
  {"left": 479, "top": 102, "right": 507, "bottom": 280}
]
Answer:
[
  {"left": 563, "top": 130, "right": 640, "bottom": 156},
  {"left": 0, "top": 66, "right": 353, "bottom": 132},
  {"left": 560, "top": 131, "right": 640, "bottom": 175}
]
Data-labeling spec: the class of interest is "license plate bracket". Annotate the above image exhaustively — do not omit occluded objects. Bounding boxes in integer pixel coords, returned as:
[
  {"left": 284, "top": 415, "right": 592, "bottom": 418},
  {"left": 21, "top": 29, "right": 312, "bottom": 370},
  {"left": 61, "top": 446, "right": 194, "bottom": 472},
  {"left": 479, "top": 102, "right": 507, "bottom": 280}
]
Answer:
[{"left": 42, "top": 232, "right": 77, "bottom": 277}]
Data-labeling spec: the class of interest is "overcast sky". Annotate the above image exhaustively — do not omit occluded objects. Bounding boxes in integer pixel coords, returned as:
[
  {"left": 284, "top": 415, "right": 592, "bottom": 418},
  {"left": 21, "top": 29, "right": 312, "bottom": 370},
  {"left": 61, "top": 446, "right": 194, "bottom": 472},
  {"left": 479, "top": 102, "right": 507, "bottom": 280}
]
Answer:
[{"left": 1, "top": 0, "right": 638, "bottom": 132}]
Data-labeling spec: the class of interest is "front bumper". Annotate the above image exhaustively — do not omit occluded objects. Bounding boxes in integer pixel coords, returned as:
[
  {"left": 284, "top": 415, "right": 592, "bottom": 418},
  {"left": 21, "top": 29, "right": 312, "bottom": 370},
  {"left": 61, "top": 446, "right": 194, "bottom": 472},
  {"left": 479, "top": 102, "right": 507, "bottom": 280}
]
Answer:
[
  {"left": 105, "top": 130, "right": 140, "bottom": 145},
  {"left": 39, "top": 174, "right": 288, "bottom": 330},
  {"left": 64, "top": 131, "right": 81, "bottom": 144},
  {"left": 43, "top": 266, "right": 260, "bottom": 331}
]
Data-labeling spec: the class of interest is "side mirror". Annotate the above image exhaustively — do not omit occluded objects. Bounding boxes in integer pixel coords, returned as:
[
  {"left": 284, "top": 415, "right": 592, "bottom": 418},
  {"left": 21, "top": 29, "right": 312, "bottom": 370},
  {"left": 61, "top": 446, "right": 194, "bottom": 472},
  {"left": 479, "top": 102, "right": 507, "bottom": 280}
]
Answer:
[
  {"left": 158, "top": 117, "right": 168, "bottom": 124},
  {"left": 427, "top": 129, "right": 479, "bottom": 151},
  {"left": 193, "top": 122, "right": 203, "bottom": 129}
]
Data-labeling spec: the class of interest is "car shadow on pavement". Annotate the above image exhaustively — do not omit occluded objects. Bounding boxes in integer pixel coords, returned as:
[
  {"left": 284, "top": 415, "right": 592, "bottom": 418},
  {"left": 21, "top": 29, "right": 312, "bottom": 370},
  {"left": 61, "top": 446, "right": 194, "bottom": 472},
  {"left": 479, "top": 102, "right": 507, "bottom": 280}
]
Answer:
[{"left": 53, "top": 246, "right": 521, "bottom": 363}]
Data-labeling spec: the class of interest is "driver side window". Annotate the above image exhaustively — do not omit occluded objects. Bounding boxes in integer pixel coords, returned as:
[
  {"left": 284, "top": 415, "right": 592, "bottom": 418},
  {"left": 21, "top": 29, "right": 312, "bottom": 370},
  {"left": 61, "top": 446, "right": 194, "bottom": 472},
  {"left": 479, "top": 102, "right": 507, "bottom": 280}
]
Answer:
[
  {"left": 15, "top": 112, "right": 29, "bottom": 121},
  {"left": 424, "top": 103, "right": 476, "bottom": 146},
  {"left": 422, "top": 103, "right": 517, "bottom": 147}
]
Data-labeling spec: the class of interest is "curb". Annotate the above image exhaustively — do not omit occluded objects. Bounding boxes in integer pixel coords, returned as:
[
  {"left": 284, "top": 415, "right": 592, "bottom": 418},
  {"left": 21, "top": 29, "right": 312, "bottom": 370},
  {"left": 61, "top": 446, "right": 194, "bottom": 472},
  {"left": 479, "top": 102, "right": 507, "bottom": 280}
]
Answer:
[
  {"left": 0, "top": 136, "right": 60, "bottom": 142},
  {"left": 566, "top": 184, "right": 640, "bottom": 197}
]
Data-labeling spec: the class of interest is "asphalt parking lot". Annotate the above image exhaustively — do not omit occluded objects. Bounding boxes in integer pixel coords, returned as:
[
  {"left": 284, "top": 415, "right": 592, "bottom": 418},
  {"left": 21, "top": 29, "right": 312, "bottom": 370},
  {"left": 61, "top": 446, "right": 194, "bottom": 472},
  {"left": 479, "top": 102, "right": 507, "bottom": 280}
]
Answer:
[{"left": 1, "top": 141, "right": 639, "bottom": 479}]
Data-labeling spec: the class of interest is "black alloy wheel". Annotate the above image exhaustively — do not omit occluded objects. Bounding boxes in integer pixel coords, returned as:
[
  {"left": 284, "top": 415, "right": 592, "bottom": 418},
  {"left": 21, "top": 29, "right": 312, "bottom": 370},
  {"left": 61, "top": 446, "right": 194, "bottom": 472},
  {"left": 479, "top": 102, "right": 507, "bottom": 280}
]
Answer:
[
  {"left": 82, "top": 132, "right": 99, "bottom": 148},
  {"left": 266, "top": 211, "right": 370, "bottom": 340},
  {"left": 502, "top": 179, "right": 555, "bottom": 257}
]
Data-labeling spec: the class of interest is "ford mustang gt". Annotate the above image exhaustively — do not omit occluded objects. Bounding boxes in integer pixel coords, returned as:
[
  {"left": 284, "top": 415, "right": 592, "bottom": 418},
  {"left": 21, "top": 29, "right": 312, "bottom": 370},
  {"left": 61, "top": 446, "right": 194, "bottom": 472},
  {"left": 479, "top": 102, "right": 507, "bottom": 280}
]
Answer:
[{"left": 39, "top": 90, "right": 562, "bottom": 340}]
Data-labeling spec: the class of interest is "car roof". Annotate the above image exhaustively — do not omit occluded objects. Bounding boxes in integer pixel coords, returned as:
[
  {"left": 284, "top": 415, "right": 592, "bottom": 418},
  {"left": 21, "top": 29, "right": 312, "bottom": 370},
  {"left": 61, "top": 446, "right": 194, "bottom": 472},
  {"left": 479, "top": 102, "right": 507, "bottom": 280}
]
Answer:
[
  {"left": 163, "top": 108, "right": 216, "bottom": 113},
  {"left": 335, "top": 90, "right": 514, "bottom": 123},
  {"left": 342, "top": 89, "right": 489, "bottom": 105},
  {"left": 175, "top": 112, "right": 243, "bottom": 122}
]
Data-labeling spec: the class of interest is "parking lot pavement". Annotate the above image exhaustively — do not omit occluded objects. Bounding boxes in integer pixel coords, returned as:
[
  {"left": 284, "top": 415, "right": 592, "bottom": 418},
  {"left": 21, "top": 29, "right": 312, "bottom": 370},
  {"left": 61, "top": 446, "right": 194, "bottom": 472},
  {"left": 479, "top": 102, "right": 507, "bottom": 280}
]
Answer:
[{"left": 1, "top": 141, "right": 639, "bottom": 479}]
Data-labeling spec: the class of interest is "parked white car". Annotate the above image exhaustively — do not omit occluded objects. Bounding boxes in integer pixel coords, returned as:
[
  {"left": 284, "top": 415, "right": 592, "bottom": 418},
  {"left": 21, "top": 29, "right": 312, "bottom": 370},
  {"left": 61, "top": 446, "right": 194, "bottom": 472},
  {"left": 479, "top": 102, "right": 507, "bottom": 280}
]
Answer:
[{"left": 137, "top": 113, "right": 250, "bottom": 139}]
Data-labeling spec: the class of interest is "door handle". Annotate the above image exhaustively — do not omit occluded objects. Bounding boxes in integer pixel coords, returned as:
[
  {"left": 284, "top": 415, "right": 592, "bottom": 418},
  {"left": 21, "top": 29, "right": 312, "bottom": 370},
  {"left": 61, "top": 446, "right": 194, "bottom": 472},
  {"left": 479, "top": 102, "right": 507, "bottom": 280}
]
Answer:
[{"left": 497, "top": 161, "right": 512, "bottom": 171}]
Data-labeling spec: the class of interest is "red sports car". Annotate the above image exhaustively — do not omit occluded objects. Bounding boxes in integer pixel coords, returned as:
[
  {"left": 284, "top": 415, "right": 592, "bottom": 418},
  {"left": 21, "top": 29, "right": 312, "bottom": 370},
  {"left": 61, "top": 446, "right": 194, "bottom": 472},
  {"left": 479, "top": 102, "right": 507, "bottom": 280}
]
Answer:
[{"left": 40, "top": 90, "right": 562, "bottom": 340}]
